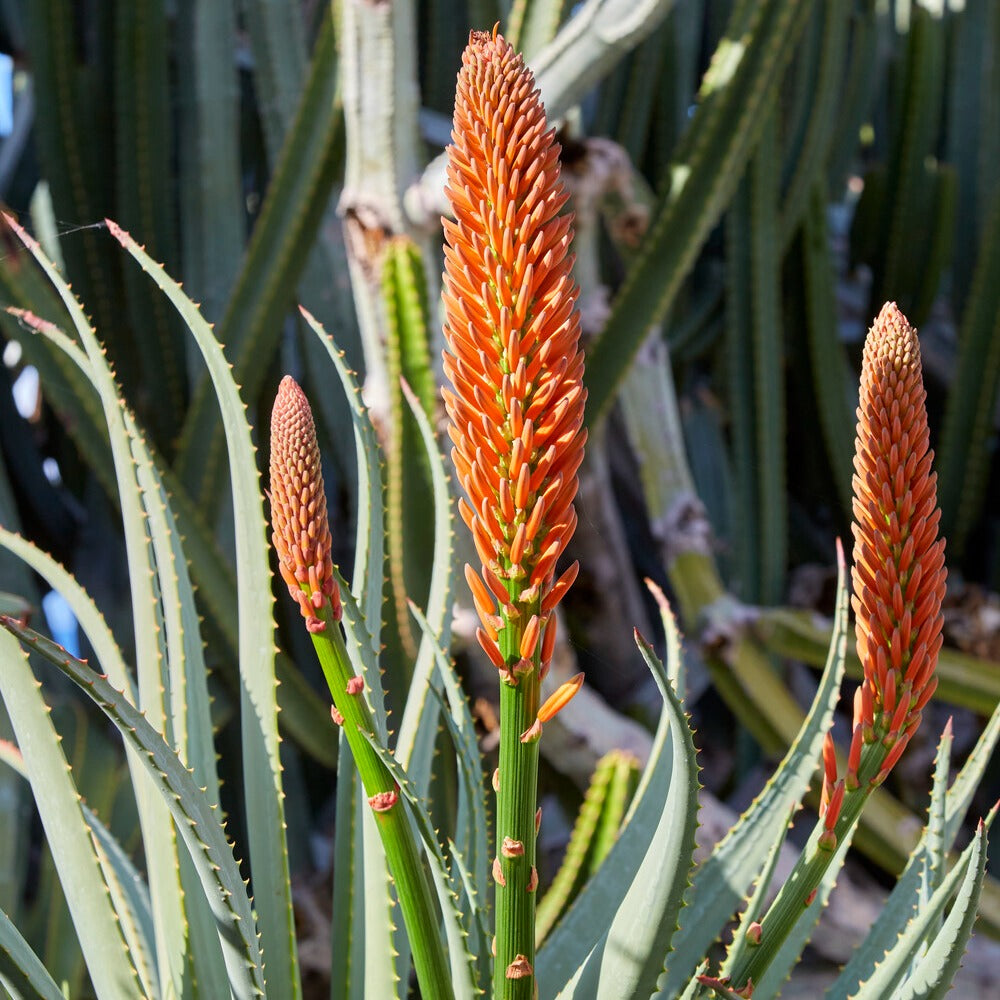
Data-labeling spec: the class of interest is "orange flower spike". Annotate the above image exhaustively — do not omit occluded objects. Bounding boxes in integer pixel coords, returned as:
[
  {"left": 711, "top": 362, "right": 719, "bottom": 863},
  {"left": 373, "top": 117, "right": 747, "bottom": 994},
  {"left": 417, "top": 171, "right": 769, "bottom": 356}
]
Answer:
[
  {"left": 442, "top": 26, "right": 586, "bottom": 657},
  {"left": 269, "top": 376, "right": 341, "bottom": 632},
  {"left": 851, "top": 303, "right": 946, "bottom": 774}
]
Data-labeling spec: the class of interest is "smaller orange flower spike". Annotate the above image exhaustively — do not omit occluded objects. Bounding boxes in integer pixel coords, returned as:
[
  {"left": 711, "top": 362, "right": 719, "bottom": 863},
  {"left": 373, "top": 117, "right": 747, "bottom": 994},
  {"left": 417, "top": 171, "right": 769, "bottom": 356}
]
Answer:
[
  {"left": 269, "top": 376, "right": 342, "bottom": 632},
  {"left": 851, "top": 303, "right": 946, "bottom": 778}
]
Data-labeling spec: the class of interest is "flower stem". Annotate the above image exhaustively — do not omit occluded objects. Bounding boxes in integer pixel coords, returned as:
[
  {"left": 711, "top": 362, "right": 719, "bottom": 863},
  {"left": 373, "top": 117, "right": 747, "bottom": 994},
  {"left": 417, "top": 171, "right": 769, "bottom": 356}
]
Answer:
[
  {"left": 311, "top": 616, "right": 455, "bottom": 1000},
  {"left": 495, "top": 681, "right": 540, "bottom": 997},
  {"left": 494, "top": 611, "right": 541, "bottom": 999},
  {"left": 722, "top": 741, "right": 886, "bottom": 994}
]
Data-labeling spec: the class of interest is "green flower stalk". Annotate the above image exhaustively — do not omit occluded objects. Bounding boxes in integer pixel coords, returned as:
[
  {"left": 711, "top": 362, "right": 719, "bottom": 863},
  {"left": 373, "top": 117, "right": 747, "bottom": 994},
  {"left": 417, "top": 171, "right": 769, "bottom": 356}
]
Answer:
[
  {"left": 716, "top": 303, "right": 947, "bottom": 998},
  {"left": 269, "top": 375, "right": 454, "bottom": 1000},
  {"left": 441, "top": 26, "right": 587, "bottom": 999}
]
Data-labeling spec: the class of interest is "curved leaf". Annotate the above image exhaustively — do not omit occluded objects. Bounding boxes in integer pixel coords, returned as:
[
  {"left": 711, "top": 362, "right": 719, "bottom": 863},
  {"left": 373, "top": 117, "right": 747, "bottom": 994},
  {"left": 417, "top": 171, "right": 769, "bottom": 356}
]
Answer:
[
  {"left": 850, "top": 823, "right": 989, "bottom": 1000},
  {"left": 0, "top": 618, "right": 265, "bottom": 996},
  {"left": 0, "top": 631, "right": 144, "bottom": 998},
  {"left": 538, "top": 622, "right": 699, "bottom": 1000},
  {"left": 0, "top": 905, "right": 66, "bottom": 1000},
  {"left": 108, "top": 220, "right": 299, "bottom": 996},
  {"left": 658, "top": 541, "right": 848, "bottom": 995}
]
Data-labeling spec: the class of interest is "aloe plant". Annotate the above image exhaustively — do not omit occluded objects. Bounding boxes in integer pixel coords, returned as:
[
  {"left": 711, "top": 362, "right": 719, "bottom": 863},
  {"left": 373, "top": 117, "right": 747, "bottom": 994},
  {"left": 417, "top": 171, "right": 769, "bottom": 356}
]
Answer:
[{"left": 1, "top": 6, "right": 998, "bottom": 1000}]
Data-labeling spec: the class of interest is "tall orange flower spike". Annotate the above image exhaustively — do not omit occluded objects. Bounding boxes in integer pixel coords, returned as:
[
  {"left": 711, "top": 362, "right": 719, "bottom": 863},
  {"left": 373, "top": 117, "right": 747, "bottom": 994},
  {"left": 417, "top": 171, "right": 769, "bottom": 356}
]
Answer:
[
  {"left": 442, "top": 26, "right": 586, "bottom": 675},
  {"left": 851, "top": 302, "right": 946, "bottom": 780},
  {"left": 269, "top": 375, "right": 342, "bottom": 633}
]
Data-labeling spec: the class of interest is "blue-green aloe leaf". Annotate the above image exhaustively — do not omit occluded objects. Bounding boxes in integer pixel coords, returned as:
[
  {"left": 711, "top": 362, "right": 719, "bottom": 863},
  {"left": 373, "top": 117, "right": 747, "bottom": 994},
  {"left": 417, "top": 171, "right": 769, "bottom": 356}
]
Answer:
[
  {"left": 657, "top": 540, "right": 849, "bottom": 995},
  {"left": 408, "top": 601, "right": 491, "bottom": 988},
  {"left": 893, "top": 822, "right": 989, "bottom": 1000},
  {"left": 2, "top": 214, "right": 192, "bottom": 999},
  {"left": 395, "top": 378, "right": 456, "bottom": 790},
  {"left": 299, "top": 306, "right": 387, "bottom": 695},
  {"left": 0, "top": 630, "right": 144, "bottom": 999},
  {"left": 538, "top": 619, "right": 699, "bottom": 1000},
  {"left": 0, "top": 904, "right": 66, "bottom": 1000},
  {"left": 108, "top": 219, "right": 300, "bottom": 997},
  {"left": 0, "top": 618, "right": 265, "bottom": 996},
  {"left": 830, "top": 699, "right": 1000, "bottom": 999},
  {"left": 850, "top": 820, "right": 990, "bottom": 1000}
]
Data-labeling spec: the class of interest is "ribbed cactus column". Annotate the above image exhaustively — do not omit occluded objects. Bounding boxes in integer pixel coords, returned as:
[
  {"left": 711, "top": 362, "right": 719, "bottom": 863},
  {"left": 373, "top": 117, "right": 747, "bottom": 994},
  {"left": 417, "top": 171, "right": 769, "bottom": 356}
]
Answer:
[{"left": 441, "top": 28, "right": 588, "bottom": 999}]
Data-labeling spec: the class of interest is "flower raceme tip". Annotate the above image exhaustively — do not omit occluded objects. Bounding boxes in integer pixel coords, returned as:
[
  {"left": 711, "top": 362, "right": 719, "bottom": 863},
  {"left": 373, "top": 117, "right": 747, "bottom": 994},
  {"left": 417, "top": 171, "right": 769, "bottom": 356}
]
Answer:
[
  {"left": 442, "top": 27, "right": 587, "bottom": 677},
  {"left": 851, "top": 303, "right": 945, "bottom": 775},
  {"left": 268, "top": 375, "right": 342, "bottom": 632}
]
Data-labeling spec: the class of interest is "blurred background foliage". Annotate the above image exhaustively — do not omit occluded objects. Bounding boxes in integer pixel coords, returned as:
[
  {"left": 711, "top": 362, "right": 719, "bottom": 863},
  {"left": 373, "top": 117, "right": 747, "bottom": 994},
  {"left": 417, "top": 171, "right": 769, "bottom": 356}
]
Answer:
[{"left": 0, "top": 0, "right": 999, "bottom": 992}]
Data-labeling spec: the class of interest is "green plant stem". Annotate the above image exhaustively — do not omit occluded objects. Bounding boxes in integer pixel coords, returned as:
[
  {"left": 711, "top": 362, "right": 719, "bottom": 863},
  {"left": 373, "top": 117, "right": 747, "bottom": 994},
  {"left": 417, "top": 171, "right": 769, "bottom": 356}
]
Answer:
[
  {"left": 310, "top": 615, "right": 455, "bottom": 1000},
  {"left": 494, "top": 614, "right": 541, "bottom": 999},
  {"left": 723, "top": 741, "right": 887, "bottom": 994}
]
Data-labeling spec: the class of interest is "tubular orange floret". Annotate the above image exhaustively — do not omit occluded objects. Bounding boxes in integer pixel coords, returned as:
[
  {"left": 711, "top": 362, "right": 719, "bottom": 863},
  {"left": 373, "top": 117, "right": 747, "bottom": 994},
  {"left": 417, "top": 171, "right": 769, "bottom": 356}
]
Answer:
[
  {"left": 442, "top": 28, "right": 586, "bottom": 658},
  {"left": 537, "top": 672, "right": 584, "bottom": 723},
  {"left": 846, "top": 724, "right": 863, "bottom": 789},
  {"left": 269, "top": 376, "right": 341, "bottom": 628},
  {"left": 851, "top": 303, "right": 946, "bottom": 779}
]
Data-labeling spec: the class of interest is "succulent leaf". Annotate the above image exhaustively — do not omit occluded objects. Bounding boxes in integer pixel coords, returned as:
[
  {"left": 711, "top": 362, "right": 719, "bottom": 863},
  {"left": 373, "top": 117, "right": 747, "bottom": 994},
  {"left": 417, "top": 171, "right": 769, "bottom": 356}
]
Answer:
[
  {"left": 659, "top": 543, "right": 849, "bottom": 996},
  {"left": 849, "top": 821, "right": 990, "bottom": 1000},
  {"left": 395, "top": 379, "right": 457, "bottom": 793},
  {"left": 111, "top": 221, "right": 301, "bottom": 996},
  {"left": 0, "top": 630, "right": 150, "bottom": 998},
  {"left": 299, "top": 306, "right": 389, "bottom": 712},
  {"left": 537, "top": 624, "right": 699, "bottom": 1000},
  {"left": 0, "top": 619, "right": 266, "bottom": 995},
  {"left": 0, "top": 903, "right": 66, "bottom": 1000}
]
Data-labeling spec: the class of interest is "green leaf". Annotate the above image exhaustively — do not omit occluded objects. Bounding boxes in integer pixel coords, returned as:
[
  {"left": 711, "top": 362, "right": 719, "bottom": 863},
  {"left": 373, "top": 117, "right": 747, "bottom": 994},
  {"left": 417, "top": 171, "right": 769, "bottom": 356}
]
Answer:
[
  {"left": 395, "top": 374, "right": 456, "bottom": 788},
  {"left": 850, "top": 822, "right": 989, "bottom": 1000},
  {"left": 0, "top": 619, "right": 265, "bottom": 996},
  {"left": 894, "top": 823, "right": 989, "bottom": 1000},
  {"left": 658, "top": 541, "right": 848, "bottom": 995},
  {"left": 830, "top": 701, "right": 1000, "bottom": 999},
  {"left": 0, "top": 631, "right": 143, "bottom": 998},
  {"left": 3, "top": 215, "right": 192, "bottom": 1000},
  {"left": 716, "top": 807, "right": 790, "bottom": 982},
  {"left": 108, "top": 220, "right": 300, "bottom": 997},
  {"left": 0, "top": 905, "right": 66, "bottom": 1000},
  {"left": 538, "top": 623, "right": 699, "bottom": 999},
  {"left": 536, "top": 751, "right": 632, "bottom": 945},
  {"left": 408, "top": 602, "right": 491, "bottom": 989}
]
